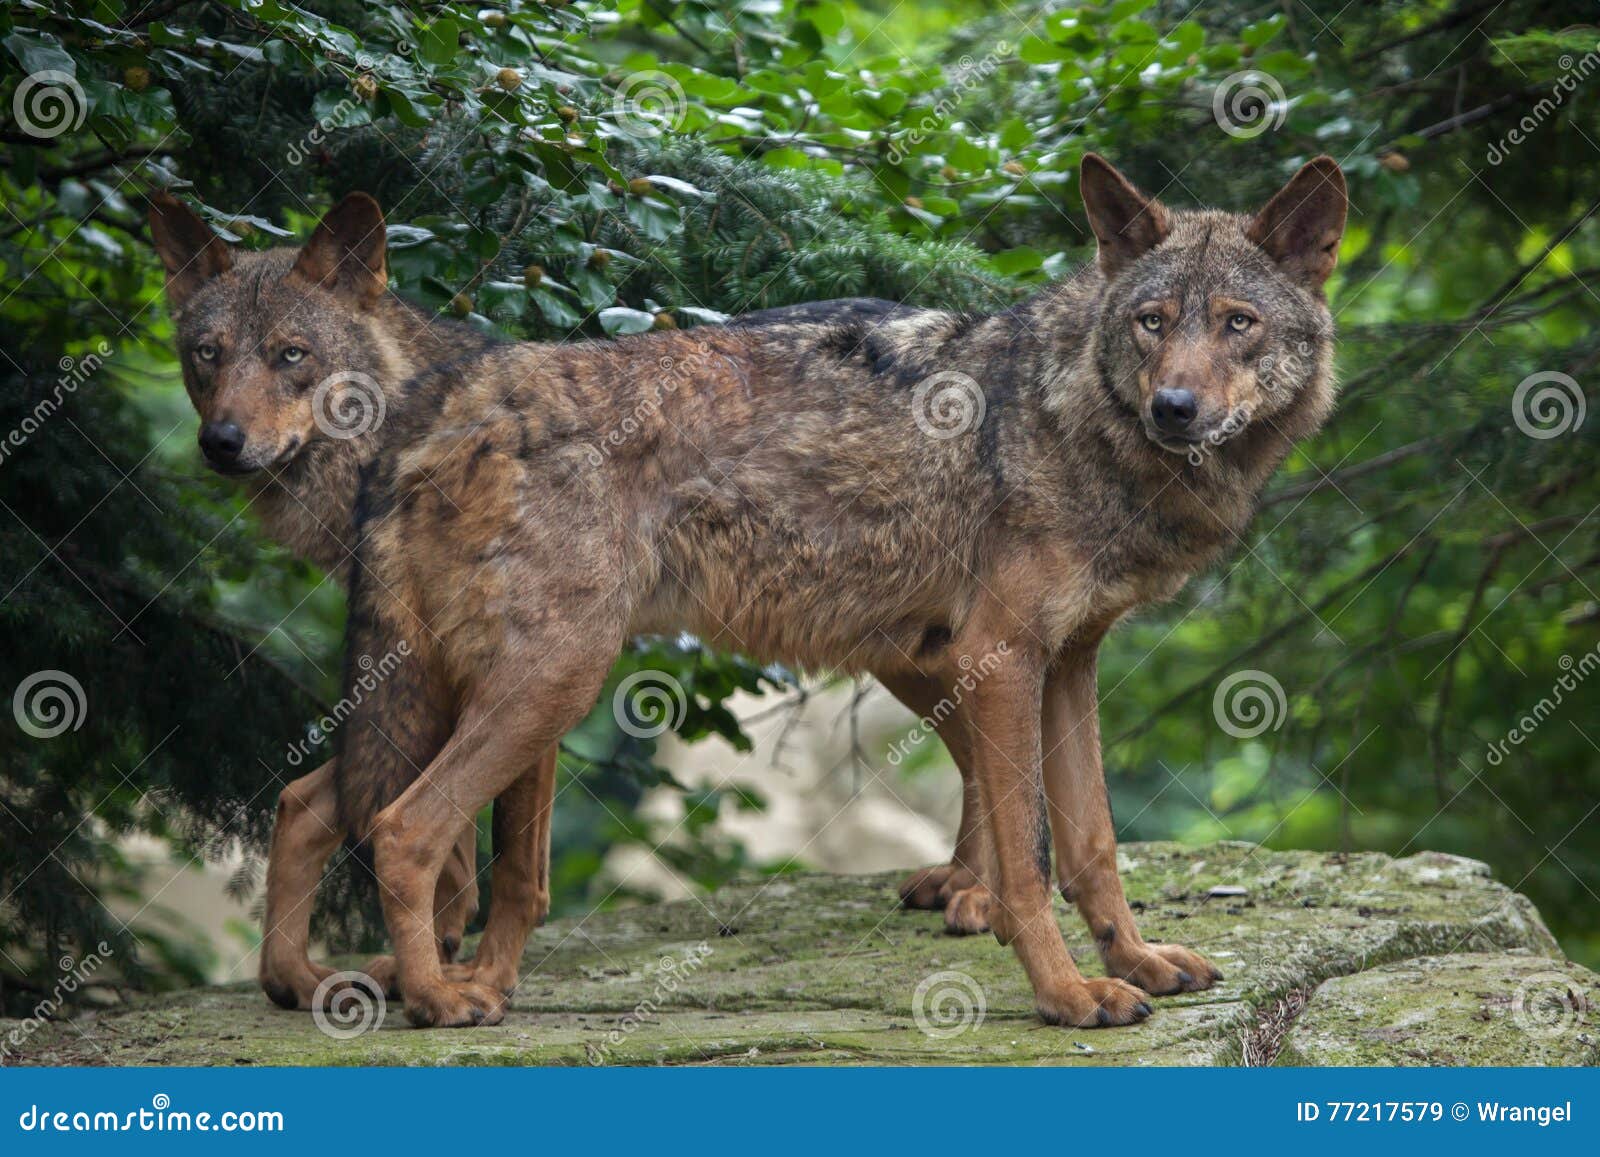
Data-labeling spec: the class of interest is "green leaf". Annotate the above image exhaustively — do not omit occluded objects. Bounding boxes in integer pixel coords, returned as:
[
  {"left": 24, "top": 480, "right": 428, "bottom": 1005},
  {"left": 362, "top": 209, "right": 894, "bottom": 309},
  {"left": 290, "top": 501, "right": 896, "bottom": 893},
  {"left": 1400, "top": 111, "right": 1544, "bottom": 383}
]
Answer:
[{"left": 599, "top": 307, "right": 656, "bottom": 335}]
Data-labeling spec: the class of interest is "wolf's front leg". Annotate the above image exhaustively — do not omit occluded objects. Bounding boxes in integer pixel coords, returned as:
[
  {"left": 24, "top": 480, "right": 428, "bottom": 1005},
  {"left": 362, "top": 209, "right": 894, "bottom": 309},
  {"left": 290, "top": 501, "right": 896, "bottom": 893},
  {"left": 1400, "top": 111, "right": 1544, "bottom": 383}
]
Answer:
[
  {"left": 1042, "top": 646, "right": 1221, "bottom": 996},
  {"left": 964, "top": 639, "right": 1151, "bottom": 1028}
]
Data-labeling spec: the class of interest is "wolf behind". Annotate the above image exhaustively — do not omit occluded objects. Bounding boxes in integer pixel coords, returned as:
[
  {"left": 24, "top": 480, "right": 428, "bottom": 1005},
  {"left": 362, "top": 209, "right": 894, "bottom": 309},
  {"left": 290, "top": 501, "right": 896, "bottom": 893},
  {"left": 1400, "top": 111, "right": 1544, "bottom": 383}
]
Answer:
[{"left": 151, "top": 153, "right": 1345, "bottom": 1029}]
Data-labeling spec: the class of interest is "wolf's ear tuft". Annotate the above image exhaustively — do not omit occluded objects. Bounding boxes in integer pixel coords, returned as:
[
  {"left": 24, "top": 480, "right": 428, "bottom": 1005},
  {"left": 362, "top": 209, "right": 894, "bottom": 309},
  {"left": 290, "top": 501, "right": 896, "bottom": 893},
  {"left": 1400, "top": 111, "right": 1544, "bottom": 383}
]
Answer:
[
  {"left": 290, "top": 192, "right": 387, "bottom": 306},
  {"left": 1247, "top": 156, "right": 1347, "bottom": 290},
  {"left": 148, "top": 193, "right": 234, "bottom": 311},
  {"left": 1080, "top": 154, "right": 1170, "bottom": 278}
]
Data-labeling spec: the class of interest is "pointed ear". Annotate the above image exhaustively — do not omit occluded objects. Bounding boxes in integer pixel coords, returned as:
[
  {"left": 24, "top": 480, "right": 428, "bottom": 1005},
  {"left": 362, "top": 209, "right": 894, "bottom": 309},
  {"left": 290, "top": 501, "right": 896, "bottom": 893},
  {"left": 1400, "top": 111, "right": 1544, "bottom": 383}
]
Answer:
[
  {"left": 289, "top": 192, "right": 387, "bottom": 306},
  {"left": 147, "top": 193, "right": 233, "bottom": 311},
  {"left": 1080, "top": 153, "right": 1170, "bottom": 277},
  {"left": 1246, "top": 156, "right": 1347, "bottom": 290}
]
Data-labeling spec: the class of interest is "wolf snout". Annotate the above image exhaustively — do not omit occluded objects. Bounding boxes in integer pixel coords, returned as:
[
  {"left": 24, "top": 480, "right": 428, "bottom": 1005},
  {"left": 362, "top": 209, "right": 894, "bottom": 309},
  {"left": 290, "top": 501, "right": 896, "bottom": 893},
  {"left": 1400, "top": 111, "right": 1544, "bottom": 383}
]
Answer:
[
  {"left": 1149, "top": 387, "right": 1198, "bottom": 435},
  {"left": 198, "top": 420, "right": 247, "bottom": 471}
]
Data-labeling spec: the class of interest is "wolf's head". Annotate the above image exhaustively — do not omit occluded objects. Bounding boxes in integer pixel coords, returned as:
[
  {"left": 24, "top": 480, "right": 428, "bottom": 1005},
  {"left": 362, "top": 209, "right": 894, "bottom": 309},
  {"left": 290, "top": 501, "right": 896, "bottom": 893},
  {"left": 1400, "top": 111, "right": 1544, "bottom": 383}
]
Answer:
[
  {"left": 147, "top": 193, "right": 395, "bottom": 475},
  {"left": 1080, "top": 153, "right": 1346, "bottom": 458}
]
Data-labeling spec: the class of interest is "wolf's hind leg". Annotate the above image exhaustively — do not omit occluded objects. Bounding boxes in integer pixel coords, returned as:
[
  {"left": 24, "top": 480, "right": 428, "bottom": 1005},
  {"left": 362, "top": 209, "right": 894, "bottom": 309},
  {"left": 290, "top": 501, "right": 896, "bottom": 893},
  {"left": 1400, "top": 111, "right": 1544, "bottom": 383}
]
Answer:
[
  {"left": 1042, "top": 647, "right": 1221, "bottom": 997},
  {"left": 448, "top": 747, "right": 557, "bottom": 995},
  {"left": 879, "top": 671, "right": 994, "bottom": 934},
  {"left": 433, "top": 825, "right": 480, "bottom": 961},
  {"left": 361, "top": 824, "right": 480, "bottom": 998},
  {"left": 258, "top": 761, "right": 344, "bottom": 1010}
]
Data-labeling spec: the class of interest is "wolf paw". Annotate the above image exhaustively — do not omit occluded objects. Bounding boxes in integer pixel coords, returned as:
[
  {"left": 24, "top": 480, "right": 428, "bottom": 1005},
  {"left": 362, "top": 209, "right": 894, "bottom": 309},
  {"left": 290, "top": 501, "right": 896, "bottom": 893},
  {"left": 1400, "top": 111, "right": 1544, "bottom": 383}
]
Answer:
[
  {"left": 1105, "top": 941, "right": 1222, "bottom": 996},
  {"left": 1036, "top": 977, "right": 1153, "bottom": 1029},
  {"left": 258, "top": 958, "right": 338, "bottom": 1011},
  {"left": 403, "top": 980, "right": 507, "bottom": 1029},
  {"left": 899, "top": 862, "right": 981, "bottom": 910},
  {"left": 942, "top": 884, "right": 993, "bottom": 935},
  {"left": 438, "top": 960, "right": 519, "bottom": 995}
]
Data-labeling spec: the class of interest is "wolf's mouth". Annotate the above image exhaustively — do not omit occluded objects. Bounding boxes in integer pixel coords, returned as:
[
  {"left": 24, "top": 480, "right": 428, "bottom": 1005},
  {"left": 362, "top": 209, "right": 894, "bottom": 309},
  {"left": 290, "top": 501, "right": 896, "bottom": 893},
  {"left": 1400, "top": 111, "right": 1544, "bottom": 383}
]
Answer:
[{"left": 1143, "top": 426, "right": 1204, "bottom": 455}]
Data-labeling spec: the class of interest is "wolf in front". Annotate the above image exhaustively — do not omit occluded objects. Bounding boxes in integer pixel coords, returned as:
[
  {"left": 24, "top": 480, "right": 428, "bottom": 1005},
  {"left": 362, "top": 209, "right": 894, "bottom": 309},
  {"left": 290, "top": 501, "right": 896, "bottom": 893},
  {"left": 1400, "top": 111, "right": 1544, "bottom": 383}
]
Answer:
[{"left": 150, "top": 152, "right": 1346, "bottom": 1028}]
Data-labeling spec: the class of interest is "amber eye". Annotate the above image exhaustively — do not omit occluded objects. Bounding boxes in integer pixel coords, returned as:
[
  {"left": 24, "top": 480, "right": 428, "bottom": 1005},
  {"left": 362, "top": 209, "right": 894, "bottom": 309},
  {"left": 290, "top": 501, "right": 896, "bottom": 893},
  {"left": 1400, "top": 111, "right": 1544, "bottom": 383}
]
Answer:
[
  {"left": 1139, "top": 313, "right": 1163, "bottom": 333},
  {"left": 1227, "top": 313, "right": 1254, "bottom": 332},
  {"left": 281, "top": 345, "right": 306, "bottom": 364},
  {"left": 194, "top": 342, "right": 218, "bottom": 362}
]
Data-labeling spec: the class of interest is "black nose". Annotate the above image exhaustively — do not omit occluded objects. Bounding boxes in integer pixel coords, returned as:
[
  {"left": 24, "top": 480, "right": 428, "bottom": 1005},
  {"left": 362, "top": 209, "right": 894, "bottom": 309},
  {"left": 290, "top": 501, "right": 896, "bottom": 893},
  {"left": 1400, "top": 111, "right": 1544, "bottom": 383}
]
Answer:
[
  {"left": 198, "top": 420, "right": 246, "bottom": 466},
  {"left": 1150, "top": 388, "right": 1198, "bottom": 434}
]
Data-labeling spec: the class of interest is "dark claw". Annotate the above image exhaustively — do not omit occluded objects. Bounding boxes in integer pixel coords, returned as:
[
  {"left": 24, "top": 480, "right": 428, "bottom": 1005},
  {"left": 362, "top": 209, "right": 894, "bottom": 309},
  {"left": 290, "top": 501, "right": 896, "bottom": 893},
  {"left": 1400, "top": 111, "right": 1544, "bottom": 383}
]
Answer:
[
  {"left": 1137, "top": 1001, "right": 1153, "bottom": 1017},
  {"left": 1096, "top": 1007, "right": 1110, "bottom": 1027},
  {"left": 442, "top": 935, "right": 461, "bottom": 962},
  {"left": 1177, "top": 969, "right": 1193, "bottom": 987},
  {"left": 1212, "top": 970, "right": 1225, "bottom": 981},
  {"left": 470, "top": 1007, "right": 485, "bottom": 1025}
]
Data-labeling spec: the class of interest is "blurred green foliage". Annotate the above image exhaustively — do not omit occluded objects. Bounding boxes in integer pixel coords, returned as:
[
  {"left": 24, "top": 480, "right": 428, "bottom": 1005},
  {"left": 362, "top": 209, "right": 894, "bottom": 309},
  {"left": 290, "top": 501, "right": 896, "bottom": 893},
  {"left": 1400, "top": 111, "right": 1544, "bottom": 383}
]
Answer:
[{"left": 1, "top": 0, "right": 1597, "bottom": 998}]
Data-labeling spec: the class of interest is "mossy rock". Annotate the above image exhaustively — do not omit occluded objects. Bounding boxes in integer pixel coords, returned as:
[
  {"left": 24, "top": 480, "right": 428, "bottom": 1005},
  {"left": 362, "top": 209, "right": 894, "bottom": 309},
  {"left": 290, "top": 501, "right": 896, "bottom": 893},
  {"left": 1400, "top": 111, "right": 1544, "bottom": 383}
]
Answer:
[
  {"left": 4, "top": 842, "right": 1579, "bottom": 1066},
  {"left": 1276, "top": 952, "right": 1597, "bottom": 1066}
]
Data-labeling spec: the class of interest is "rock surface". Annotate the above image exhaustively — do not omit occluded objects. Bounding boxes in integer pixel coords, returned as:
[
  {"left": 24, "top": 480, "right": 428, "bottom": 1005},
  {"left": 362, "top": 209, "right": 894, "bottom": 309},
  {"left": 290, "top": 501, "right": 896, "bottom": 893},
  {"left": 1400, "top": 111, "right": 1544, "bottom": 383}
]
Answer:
[{"left": 7, "top": 842, "right": 1592, "bottom": 1066}]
